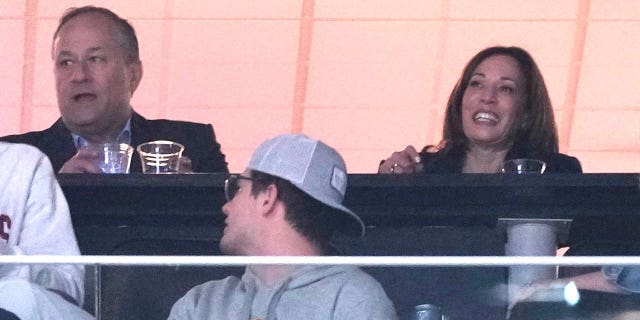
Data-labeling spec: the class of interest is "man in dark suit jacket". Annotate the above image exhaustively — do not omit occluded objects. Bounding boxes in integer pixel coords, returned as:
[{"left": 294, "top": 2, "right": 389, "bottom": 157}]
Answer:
[
  {"left": 0, "top": 112, "right": 227, "bottom": 173},
  {"left": 0, "top": 6, "right": 228, "bottom": 173}
]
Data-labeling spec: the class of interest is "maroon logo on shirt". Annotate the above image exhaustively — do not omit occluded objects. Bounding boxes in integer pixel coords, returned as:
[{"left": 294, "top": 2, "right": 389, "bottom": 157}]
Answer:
[{"left": 0, "top": 214, "right": 10, "bottom": 241}]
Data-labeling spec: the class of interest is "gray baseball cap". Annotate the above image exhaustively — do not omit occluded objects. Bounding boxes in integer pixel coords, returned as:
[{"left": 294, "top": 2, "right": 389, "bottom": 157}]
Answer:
[{"left": 247, "top": 134, "right": 365, "bottom": 237}]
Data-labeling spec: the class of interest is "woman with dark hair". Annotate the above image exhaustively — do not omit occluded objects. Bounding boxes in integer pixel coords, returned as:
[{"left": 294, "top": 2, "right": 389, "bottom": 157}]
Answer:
[{"left": 378, "top": 46, "right": 581, "bottom": 174}]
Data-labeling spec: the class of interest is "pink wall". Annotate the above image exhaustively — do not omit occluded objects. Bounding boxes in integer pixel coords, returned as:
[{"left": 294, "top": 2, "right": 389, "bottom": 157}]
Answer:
[{"left": 1, "top": 0, "right": 638, "bottom": 172}]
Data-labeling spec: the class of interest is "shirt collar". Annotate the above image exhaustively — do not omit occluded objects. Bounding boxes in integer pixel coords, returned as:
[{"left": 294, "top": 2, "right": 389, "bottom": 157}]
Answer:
[{"left": 72, "top": 118, "right": 132, "bottom": 149}]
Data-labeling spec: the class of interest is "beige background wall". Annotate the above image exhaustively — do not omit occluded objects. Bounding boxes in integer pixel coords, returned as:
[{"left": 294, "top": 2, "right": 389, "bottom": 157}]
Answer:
[{"left": 1, "top": 0, "right": 638, "bottom": 173}]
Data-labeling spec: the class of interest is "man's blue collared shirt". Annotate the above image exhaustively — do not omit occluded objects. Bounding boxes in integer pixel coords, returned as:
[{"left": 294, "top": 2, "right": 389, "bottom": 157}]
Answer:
[{"left": 71, "top": 119, "right": 132, "bottom": 149}]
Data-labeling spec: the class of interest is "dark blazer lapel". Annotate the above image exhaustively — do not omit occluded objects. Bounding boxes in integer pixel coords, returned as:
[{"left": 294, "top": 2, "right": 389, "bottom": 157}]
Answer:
[{"left": 130, "top": 111, "right": 151, "bottom": 147}]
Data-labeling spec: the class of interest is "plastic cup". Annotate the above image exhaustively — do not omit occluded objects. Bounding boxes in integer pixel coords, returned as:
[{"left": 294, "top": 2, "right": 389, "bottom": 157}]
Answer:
[
  {"left": 86, "top": 143, "right": 133, "bottom": 174},
  {"left": 137, "top": 140, "right": 184, "bottom": 174},
  {"left": 501, "top": 159, "right": 547, "bottom": 174}
]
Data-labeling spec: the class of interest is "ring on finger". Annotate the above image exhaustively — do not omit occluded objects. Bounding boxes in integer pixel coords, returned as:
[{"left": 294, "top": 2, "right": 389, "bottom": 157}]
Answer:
[{"left": 390, "top": 163, "right": 399, "bottom": 173}]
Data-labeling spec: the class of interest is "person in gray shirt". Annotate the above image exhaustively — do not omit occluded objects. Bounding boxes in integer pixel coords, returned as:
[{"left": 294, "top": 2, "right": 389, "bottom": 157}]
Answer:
[{"left": 169, "top": 134, "right": 397, "bottom": 320}]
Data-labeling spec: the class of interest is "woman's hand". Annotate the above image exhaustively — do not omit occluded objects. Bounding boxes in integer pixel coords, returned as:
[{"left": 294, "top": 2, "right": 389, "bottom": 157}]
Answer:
[{"left": 378, "top": 145, "right": 423, "bottom": 174}]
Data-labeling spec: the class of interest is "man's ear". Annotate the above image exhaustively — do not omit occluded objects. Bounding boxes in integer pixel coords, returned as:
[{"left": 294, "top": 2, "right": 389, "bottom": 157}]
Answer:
[
  {"left": 127, "top": 61, "right": 143, "bottom": 95},
  {"left": 257, "top": 183, "right": 278, "bottom": 216}
]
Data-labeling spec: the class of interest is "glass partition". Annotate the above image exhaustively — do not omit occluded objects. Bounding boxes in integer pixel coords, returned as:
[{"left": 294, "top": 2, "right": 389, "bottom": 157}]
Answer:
[{"left": 2, "top": 256, "right": 639, "bottom": 320}]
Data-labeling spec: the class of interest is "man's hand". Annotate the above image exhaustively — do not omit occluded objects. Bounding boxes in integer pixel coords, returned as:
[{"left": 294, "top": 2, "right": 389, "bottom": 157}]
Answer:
[
  {"left": 378, "top": 145, "right": 423, "bottom": 174},
  {"left": 59, "top": 149, "right": 103, "bottom": 173}
]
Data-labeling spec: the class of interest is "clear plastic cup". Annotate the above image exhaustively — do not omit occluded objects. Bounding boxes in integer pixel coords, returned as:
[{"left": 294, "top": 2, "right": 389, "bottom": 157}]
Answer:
[
  {"left": 501, "top": 159, "right": 547, "bottom": 174},
  {"left": 85, "top": 143, "right": 133, "bottom": 174},
  {"left": 136, "top": 140, "right": 184, "bottom": 174}
]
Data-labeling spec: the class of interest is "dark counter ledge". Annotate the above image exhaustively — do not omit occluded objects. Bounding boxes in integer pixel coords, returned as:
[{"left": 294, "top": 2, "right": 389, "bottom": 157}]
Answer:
[{"left": 58, "top": 173, "right": 640, "bottom": 221}]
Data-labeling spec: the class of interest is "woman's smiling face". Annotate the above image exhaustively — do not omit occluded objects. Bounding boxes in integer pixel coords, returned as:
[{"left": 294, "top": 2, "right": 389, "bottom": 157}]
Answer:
[{"left": 461, "top": 54, "right": 526, "bottom": 149}]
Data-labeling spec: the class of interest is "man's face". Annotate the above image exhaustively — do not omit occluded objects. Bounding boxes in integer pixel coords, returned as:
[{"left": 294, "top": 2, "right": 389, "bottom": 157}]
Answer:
[
  {"left": 53, "top": 12, "right": 141, "bottom": 140},
  {"left": 220, "top": 170, "right": 260, "bottom": 255}
]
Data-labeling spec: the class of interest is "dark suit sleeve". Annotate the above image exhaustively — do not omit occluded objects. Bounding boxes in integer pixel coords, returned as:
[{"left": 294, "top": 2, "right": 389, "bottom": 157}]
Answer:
[
  {"left": 130, "top": 113, "right": 229, "bottom": 173},
  {"left": 566, "top": 156, "right": 582, "bottom": 173},
  {"left": 195, "top": 124, "right": 228, "bottom": 173},
  {"left": 546, "top": 153, "right": 583, "bottom": 173},
  {"left": 0, "top": 133, "right": 37, "bottom": 145},
  {"left": 0, "top": 128, "right": 77, "bottom": 173}
]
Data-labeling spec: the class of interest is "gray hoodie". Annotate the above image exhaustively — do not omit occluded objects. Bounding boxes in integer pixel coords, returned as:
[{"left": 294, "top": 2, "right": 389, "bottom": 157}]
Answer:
[{"left": 168, "top": 264, "right": 397, "bottom": 320}]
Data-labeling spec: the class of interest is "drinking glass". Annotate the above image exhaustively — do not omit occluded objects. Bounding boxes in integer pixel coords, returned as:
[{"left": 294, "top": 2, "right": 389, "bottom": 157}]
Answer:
[
  {"left": 85, "top": 143, "right": 133, "bottom": 174},
  {"left": 501, "top": 159, "right": 546, "bottom": 174},
  {"left": 137, "top": 140, "right": 184, "bottom": 174}
]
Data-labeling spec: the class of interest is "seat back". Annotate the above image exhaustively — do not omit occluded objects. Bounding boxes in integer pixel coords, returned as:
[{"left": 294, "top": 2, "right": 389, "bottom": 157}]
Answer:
[
  {"left": 331, "top": 226, "right": 507, "bottom": 320},
  {"left": 99, "top": 238, "right": 243, "bottom": 320}
]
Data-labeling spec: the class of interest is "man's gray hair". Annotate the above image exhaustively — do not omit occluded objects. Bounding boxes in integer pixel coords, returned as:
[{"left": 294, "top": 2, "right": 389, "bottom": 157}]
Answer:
[{"left": 52, "top": 6, "right": 140, "bottom": 63}]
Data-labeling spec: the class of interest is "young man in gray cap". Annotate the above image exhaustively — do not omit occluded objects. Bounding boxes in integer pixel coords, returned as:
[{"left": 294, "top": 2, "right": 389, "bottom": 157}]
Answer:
[{"left": 169, "top": 134, "right": 397, "bottom": 320}]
